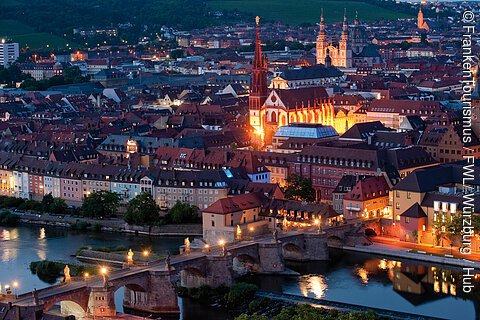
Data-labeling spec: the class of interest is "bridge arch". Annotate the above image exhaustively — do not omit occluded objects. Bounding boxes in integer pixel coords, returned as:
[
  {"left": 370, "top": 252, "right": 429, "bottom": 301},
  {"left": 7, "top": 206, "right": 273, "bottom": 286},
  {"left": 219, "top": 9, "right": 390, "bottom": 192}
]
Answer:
[
  {"left": 233, "top": 253, "right": 258, "bottom": 276},
  {"left": 365, "top": 228, "right": 377, "bottom": 237},
  {"left": 282, "top": 242, "right": 303, "bottom": 261},
  {"left": 43, "top": 294, "right": 89, "bottom": 319},
  {"left": 327, "top": 235, "right": 343, "bottom": 247},
  {"left": 180, "top": 267, "right": 207, "bottom": 288},
  {"left": 60, "top": 300, "right": 87, "bottom": 319}
]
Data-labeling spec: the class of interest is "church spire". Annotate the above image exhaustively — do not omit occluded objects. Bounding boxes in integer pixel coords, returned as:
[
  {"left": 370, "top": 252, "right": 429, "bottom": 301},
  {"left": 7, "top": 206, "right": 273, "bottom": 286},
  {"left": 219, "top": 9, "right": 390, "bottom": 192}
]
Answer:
[
  {"left": 343, "top": 8, "right": 348, "bottom": 32},
  {"left": 249, "top": 16, "right": 268, "bottom": 112},
  {"left": 354, "top": 11, "right": 359, "bottom": 26},
  {"left": 318, "top": 9, "right": 326, "bottom": 41},
  {"left": 253, "top": 16, "right": 265, "bottom": 69},
  {"left": 341, "top": 9, "right": 349, "bottom": 41}
]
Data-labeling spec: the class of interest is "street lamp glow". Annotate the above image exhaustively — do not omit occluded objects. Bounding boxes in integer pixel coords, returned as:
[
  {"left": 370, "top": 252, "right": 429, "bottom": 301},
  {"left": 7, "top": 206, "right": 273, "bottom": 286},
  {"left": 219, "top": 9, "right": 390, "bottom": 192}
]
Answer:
[
  {"left": 314, "top": 219, "right": 320, "bottom": 225},
  {"left": 143, "top": 250, "right": 150, "bottom": 257},
  {"left": 12, "top": 281, "right": 18, "bottom": 288},
  {"left": 84, "top": 272, "right": 89, "bottom": 278},
  {"left": 218, "top": 239, "right": 225, "bottom": 246},
  {"left": 100, "top": 267, "right": 108, "bottom": 275}
]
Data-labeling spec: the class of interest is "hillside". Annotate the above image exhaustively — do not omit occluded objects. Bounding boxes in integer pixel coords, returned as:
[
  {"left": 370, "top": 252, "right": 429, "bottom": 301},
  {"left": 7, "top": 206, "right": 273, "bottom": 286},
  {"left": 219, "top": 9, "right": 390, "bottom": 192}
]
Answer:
[
  {"left": 0, "top": 0, "right": 414, "bottom": 49},
  {"left": 208, "top": 0, "right": 413, "bottom": 25}
]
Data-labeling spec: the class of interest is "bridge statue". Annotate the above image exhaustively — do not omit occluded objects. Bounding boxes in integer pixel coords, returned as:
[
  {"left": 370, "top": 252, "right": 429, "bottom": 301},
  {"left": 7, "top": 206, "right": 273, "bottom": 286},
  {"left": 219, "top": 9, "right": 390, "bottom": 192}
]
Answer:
[
  {"left": 236, "top": 225, "right": 242, "bottom": 240},
  {"left": 63, "top": 265, "right": 71, "bottom": 283},
  {"left": 282, "top": 215, "right": 288, "bottom": 232},
  {"left": 184, "top": 237, "right": 191, "bottom": 254},
  {"left": 127, "top": 249, "right": 134, "bottom": 265},
  {"left": 32, "top": 288, "right": 39, "bottom": 305},
  {"left": 165, "top": 251, "right": 171, "bottom": 271},
  {"left": 273, "top": 228, "right": 278, "bottom": 243}
]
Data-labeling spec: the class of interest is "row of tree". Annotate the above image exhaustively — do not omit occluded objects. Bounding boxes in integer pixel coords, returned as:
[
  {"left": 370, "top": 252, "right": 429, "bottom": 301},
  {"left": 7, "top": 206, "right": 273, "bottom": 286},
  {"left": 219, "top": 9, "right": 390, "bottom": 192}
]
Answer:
[{"left": 81, "top": 191, "right": 200, "bottom": 225}]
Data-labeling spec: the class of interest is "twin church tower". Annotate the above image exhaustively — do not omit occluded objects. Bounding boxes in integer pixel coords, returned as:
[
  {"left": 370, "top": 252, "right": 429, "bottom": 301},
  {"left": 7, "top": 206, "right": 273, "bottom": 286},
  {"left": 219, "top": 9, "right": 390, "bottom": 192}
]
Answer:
[{"left": 316, "top": 10, "right": 374, "bottom": 68}]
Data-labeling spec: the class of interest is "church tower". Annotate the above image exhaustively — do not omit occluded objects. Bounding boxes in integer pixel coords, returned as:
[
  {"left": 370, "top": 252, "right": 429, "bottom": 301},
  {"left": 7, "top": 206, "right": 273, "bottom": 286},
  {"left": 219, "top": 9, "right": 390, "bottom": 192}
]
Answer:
[
  {"left": 316, "top": 9, "right": 328, "bottom": 65},
  {"left": 339, "top": 11, "right": 353, "bottom": 68},
  {"left": 418, "top": 7, "right": 430, "bottom": 31},
  {"left": 249, "top": 16, "right": 268, "bottom": 135}
]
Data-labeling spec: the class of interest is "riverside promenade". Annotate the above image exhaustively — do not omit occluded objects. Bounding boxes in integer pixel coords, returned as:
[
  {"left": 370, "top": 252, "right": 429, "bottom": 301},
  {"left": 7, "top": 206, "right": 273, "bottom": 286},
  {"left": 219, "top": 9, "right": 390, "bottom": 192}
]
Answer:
[
  {"left": 338, "top": 236, "right": 480, "bottom": 269},
  {"left": 15, "top": 211, "right": 203, "bottom": 236}
]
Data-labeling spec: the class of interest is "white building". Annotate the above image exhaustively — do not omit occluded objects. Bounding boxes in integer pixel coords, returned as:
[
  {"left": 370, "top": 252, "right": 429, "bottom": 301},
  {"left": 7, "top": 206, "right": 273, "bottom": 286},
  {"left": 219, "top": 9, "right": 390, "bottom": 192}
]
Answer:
[{"left": 0, "top": 41, "right": 19, "bottom": 67}]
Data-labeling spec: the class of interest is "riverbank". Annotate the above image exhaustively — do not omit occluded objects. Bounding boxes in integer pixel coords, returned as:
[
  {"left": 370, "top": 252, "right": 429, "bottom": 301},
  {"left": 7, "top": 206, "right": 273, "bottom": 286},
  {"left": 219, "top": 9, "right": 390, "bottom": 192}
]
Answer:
[
  {"left": 16, "top": 211, "right": 202, "bottom": 236},
  {"left": 255, "top": 291, "right": 444, "bottom": 320},
  {"left": 340, "top": 243, "right": 480, "bottom": 269}
]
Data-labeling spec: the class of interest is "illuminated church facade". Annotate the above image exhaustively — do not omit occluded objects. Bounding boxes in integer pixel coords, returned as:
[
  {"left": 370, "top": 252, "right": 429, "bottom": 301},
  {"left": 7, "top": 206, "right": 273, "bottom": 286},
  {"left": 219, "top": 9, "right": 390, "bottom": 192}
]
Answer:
[
  {"left": 249, "top": 17, "right": 357, "bottom": 145},
  {"left": 316, "top": 11, "right": 381, "bottom": 68}
]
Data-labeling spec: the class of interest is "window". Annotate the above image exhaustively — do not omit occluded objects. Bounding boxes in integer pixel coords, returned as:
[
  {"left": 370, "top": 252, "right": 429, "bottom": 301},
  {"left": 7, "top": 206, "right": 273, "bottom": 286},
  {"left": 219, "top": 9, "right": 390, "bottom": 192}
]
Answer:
[
  {"left": 450, "top": 203, "right": 457, "bottom": 214},
  {"left": 407, "top": 192, "right": 411, "bottom": 199},
  {"left": 405, "top": 217, "right": 410, "bottom": 224},
  {"left": 211, "top": 220, "right": 215, "bottom": 227},
  {"left": 396, "top": 202, "right": 400, "bottom": 210}
]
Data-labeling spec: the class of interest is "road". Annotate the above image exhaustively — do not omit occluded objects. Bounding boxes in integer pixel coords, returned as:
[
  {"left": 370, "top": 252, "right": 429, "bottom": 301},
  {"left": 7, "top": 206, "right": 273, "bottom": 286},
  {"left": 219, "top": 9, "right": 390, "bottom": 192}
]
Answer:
[{"left": 371, "top": 236, "right": 480, "bottom": 262}]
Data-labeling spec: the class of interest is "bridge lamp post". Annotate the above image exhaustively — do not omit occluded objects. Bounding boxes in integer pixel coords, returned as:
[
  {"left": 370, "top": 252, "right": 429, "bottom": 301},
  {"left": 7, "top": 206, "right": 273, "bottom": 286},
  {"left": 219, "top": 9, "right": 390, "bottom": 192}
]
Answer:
[
  {"left": 84, "top": 272, "right": 89, "bottom": 283},
  {"left": 100, "top": 267, "right": 108, "bottom": 284},
  {"left": 314, "top": 219, "right": 322, "bottom": 234},
  {"left": 204, "top": 244, "right": 210, "bottom": 253},
  {"left": 12, "top": 281, "right": 18, "bottom": 298}
]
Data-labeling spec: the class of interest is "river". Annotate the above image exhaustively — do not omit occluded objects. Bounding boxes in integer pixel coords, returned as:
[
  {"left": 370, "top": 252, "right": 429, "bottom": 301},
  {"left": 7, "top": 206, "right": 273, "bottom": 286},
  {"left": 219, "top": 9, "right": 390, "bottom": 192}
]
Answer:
[{"left": 1, "top": 225, "right": 479, "bottom": 320}]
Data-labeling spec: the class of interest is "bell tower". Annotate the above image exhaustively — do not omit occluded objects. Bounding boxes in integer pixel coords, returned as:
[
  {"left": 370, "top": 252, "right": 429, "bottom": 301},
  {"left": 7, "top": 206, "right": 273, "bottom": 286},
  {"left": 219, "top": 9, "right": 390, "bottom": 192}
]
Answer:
[
  {"left": 316, "top": 9, "right": 328, "bottom": 65},
  {"left": 249, "top": 16, "right": 268, "bottom": 135},
  {"left": 339, "top": 10, "right": 352, "bottom": 68}
]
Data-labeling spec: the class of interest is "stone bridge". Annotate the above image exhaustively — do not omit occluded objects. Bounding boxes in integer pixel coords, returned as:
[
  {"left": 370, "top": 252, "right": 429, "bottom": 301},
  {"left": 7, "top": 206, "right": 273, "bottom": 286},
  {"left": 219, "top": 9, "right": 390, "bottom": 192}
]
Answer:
[{"left": 1, "top": 227, "right": 366, "bottom": 320}]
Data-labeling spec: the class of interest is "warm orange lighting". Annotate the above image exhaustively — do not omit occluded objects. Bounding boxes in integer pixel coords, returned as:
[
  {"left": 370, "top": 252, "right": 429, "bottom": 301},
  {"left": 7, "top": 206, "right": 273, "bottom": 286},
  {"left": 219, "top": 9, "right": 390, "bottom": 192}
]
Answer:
[
  {"left": 142, "top": 250, "right": 150, "bottom": 257},
  {"left": 218, "top": 239, "right": 225, "bottom": 246},
  {"left": 100, "top": 267, "right": 108, "bottom": 275}
]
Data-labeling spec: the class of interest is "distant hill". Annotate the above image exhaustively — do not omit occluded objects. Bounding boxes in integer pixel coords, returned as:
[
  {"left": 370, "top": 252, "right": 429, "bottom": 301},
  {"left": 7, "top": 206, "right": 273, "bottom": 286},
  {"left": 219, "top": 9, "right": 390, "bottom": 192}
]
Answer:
[
  {"left": 0, "top": 0, "right": 414, "bottom": 49},
  {"left": 207, "top": 0, "right": 413, "bottom": 25}
]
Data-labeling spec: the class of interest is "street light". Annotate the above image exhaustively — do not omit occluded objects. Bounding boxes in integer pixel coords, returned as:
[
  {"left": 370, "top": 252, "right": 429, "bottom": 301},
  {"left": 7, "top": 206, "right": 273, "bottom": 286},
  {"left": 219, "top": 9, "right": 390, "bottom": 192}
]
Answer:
[
  {"left": 314, "top": 219, "right": 321, "bottom": 233},
  {"left": 12, "top": 281, "right": 18, "bottom": 298},
  {"left": 100, "top": 266, "right": 108, "bottom": 284},
  {"left": 84, "top": 272, "right": 89, "bottom": 283},
  {"left": 204, "top": 244, "right": 210, "bottom": 253},
  {"left": 142, "top": 250, "right": 150, "bottom": 257}
]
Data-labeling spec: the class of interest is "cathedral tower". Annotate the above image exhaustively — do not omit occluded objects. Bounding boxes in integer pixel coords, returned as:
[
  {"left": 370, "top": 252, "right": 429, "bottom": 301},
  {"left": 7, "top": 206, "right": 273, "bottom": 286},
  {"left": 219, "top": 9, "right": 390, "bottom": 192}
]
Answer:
[
  {"left": 339, "top": 10, "right": 353, "bottom": 68},
  {"left": 249, "top": 16, "right": 268, "bottom": 135},
  {"left": 316, "top": 9, "right": 328, "bottom": 65}
]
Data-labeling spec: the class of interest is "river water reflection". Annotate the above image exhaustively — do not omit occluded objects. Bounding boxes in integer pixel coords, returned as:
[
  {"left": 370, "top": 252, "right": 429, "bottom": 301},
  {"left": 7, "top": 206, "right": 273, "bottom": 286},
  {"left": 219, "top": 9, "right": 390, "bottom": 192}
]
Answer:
[
  {"left": 1, "top": 226, "right": 479, "bottom": 320},
  {"left": 243, "top": 250, "right": 480, "bottom": 320}
]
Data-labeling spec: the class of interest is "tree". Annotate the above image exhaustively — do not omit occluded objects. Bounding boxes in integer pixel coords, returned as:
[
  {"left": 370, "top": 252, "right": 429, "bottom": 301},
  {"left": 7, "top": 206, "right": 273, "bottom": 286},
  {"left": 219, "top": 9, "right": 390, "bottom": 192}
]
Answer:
[
  {"left": 281, "top": 174, "right": 316, "bottom": 202},
  {"left": 82, "top": 191, "right": 120, "bottom": 218},
  {"left": 49, "top": 198, "right": 67, "bottom": 214},
  {"left": 167, "top": 201, "right": 199, "bottom": 224},
  {"left": 226, "top": 283, "right": 258, "bottom": 309},
  {"left": 41, "top": 193, "right": 55, "bottom": 212},
  {"left": 124, "top": 192, "right": 160, "bottom": 226}
]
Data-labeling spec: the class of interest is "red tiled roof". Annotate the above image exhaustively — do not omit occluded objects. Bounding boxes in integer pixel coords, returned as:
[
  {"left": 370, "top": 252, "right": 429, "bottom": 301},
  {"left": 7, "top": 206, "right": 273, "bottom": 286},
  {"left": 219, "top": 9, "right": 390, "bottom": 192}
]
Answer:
[{"left": 204, "top": 192, "right": 267, "bottom": 214}]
